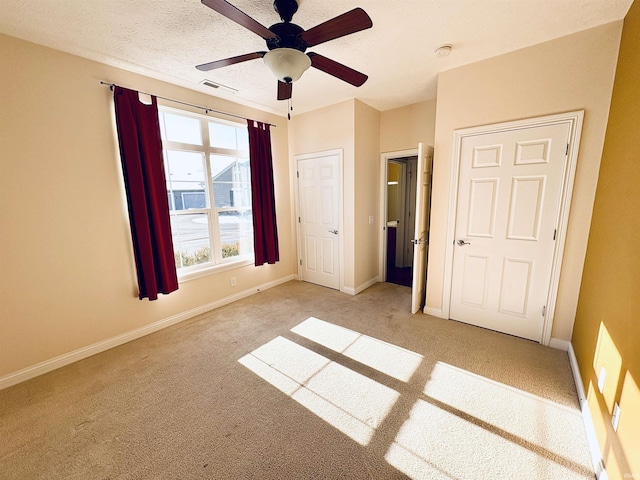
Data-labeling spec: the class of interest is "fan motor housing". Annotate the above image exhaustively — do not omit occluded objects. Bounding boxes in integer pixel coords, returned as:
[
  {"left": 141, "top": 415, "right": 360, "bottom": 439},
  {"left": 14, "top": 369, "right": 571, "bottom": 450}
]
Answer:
[{"left": 267, "top": 22, "right": 307, "bottom": 51}]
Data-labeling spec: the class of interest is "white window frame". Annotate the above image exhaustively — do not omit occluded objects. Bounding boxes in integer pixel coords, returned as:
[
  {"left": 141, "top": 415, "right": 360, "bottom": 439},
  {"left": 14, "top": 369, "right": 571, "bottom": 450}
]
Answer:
[{"left": 159, "top": 106, "right": 254, "bottom": 281}]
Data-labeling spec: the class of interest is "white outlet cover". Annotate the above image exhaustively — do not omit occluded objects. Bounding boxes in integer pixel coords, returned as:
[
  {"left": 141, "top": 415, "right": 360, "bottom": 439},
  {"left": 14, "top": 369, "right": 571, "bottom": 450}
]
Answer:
[{"left": 597, "top": 366, "right": 606, "bottom": 394}]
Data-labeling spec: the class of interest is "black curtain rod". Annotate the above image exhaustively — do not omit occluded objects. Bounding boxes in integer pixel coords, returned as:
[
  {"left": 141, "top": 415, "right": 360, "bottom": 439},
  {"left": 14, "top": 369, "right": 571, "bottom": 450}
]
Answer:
[{"left": 100, "top": 81, "right": 276, "bottom": 127}]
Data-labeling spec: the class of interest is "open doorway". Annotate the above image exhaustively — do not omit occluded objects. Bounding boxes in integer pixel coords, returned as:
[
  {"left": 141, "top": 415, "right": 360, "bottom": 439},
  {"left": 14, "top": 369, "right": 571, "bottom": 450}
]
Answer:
[
  {"left": 386, "top": 156, "right": 418, "bottom": 287},
  {"left": 380, "top": 145, "right": 434, "bottom": 313}
]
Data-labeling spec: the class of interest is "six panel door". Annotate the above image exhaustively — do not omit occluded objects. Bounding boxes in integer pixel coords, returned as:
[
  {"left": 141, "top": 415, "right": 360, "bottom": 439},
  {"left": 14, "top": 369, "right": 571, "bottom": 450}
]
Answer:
[
  {"left": 297, "top": 154, "right": 341, "bottom": 290},
  {"left": 449, "top": 122, "right": 571, "bottom": 341}
]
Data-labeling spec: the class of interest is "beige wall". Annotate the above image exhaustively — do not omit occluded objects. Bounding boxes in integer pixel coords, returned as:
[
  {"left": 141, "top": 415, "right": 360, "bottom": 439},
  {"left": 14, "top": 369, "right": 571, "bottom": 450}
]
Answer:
[
  {"left": 427, "top": 21, "right": 622, "bottom": 341},
  {"left": 572, "top": 1, "right": 640, "bottom": 478},
  {"left": 354, "top": 100, "right": 381, "bottom": 289},
  {"left": 288, "top": 100, "right": 356, "bottom": 290},
  {"left": 288, "top": 99, "right": 381, "bottom": 292},
  {"left": 380, "top": 99, "right": 437, "bottom": 153},
  {"left": 0, "top": 34, "right": 295, "bottom": 379}
]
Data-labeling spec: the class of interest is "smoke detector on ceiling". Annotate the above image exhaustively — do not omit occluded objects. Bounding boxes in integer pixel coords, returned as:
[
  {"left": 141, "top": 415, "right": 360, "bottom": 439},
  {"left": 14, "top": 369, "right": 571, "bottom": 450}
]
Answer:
[{"left": 434, "top": 44, "right": 453, "bottom": 57}]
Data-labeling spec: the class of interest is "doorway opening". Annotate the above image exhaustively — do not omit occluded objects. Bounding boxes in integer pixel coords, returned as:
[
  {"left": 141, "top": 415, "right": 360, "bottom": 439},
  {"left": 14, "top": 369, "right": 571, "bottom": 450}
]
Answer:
[
  {"left": 379, "top": 143, "right": 433, "bottom": 313},
  {"left": 380, "top": 145, "right": 433, "bottom": 313},
  {"left": 385, "top": 156, "right": 418, "bottom": 287}
]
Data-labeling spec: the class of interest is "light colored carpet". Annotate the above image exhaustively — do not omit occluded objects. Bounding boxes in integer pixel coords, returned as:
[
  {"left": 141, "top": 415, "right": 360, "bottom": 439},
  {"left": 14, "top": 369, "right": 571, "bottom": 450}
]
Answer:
[{"left": 0, "top": 281, "right": 594, "bottom": 479}]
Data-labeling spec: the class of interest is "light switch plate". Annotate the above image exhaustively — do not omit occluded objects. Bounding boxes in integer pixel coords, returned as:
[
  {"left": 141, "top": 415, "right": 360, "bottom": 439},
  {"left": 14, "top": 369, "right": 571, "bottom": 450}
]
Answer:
[{"left": 612, "top": 402, "right": 621, "bottom": 432}]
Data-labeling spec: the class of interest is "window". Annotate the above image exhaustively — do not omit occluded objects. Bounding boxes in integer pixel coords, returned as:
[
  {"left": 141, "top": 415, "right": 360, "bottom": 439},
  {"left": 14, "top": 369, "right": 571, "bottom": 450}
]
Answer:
[{"left": 159, "top": 107, "right": 253, "bottom": 274}]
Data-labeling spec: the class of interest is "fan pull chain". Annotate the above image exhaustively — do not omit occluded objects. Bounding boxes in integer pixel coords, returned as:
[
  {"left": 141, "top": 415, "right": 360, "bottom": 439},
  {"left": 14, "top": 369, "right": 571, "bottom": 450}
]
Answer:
[{"left": 288, "top": 97, "right": 293, "bottom": 120}]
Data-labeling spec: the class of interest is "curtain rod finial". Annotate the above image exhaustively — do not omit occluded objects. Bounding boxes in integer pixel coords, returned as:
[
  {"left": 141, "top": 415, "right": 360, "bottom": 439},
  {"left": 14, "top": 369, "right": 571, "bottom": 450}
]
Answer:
[{"left": 100, "top": 81, "right": 115, "bottom": 91}]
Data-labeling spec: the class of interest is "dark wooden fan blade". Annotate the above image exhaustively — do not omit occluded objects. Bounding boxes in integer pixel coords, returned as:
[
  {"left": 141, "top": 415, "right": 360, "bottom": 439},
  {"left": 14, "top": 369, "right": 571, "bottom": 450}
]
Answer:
[
  {"left": 308, "top": 53, "right": 368, "bottom": 87},
  {"left": 196, "top": 52, "right": 266, "bottom": 71},
  {"left": 277, "top": 81, "right": 292, "bottom": 100},
  {"left": 301, "top": 8, "right": 372, "bottom": 47},
  {"left": 202, "top": 0, "right": 278, "bottom": 40}
]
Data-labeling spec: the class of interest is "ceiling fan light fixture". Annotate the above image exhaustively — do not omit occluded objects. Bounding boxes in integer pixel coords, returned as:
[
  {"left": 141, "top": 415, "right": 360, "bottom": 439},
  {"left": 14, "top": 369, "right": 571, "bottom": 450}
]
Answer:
[{"left": 263, "top": 48, "right": 311, "bottom": 83}]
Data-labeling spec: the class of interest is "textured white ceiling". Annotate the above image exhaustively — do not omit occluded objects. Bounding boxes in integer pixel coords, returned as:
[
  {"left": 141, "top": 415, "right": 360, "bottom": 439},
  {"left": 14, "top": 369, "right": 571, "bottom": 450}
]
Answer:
[{"left": 0, "top": 0, "right": 633, "bottom": 116}]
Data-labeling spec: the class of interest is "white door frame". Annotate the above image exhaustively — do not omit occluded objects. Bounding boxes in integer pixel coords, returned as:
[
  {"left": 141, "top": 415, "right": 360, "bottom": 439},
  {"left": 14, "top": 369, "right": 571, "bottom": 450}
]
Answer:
[
  {"left": 378, "top": 149, "right": 419, "bottom": 282},
  {"left": 294, "top": 149, "right": 345, "bottom": 292},
  {"left": 441, "top": 110, "right": 584, "bottom": 345}
]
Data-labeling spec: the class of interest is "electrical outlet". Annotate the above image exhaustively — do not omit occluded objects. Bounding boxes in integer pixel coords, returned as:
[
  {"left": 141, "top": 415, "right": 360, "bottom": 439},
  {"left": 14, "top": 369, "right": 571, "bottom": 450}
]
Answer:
[
  {"left": 611, "top": 403, "right": 621, "bottom": 432},
  {"left": 369, "top": 215, "right": 374, "bottom": 224},
  {"left": 230, "top": 277, "right": 237, "bottom": 287},
  {"left": 597, "top": 366, "right": 606, "bottom": 394}
]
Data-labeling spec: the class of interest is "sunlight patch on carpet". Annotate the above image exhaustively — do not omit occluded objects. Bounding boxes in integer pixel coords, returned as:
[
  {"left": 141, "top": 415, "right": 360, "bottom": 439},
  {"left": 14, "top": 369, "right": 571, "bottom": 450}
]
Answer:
[
  {"left": 385, "top": 397, "right": 592, "bottom": 480},
  {"left": 423, "top": 362, "right": 587, "bottom": 459},
  {"left": 239, "top": 335, "right": 400, "bottom": 445},
  {"left": 385, "top": 361, "right": 593, "bottom": 479},
  {"left": 291, "top": 317, "right": 423, "bottom": 382}
]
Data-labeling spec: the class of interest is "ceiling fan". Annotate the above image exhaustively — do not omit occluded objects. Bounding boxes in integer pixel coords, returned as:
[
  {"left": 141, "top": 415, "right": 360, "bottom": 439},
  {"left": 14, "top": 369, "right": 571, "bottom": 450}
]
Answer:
[{"left": 196, "top": 0, "right": 373, "bottom": 102}]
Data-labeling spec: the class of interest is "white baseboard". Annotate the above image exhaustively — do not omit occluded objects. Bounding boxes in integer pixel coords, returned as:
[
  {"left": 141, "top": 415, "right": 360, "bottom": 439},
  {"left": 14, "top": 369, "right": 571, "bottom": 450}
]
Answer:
[
  {"left": 549, "top": 337, "right": 571, "bottom": 351},
  {"left": 355, "top": 277, "right": 379, "bottom": 295},
  {"left": 423, "top": 307, "right": 445, "bottom": 318},
  {"left": 341, "top": 277, "right": 380, "bottom": 296},
  {"left": 0, "top": 274, "right": 296, "bottom": 391},
  {"left": 567, "top": 343, "right": 608, "bottom": 480}
]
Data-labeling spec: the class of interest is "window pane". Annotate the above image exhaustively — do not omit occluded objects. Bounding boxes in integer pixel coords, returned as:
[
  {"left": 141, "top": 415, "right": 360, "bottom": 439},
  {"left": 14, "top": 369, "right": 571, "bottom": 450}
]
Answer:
[
  {"left": 211, "top": 156, "right": 251, "bottom": 208},
  {"left": 209, "top": 122, "right": 239, "bottom": 149},
  {"left": 159, "top": 107, "right": 256, "bottom": 271},
  {"left": 237, "top": 127, "right": 249, "bottom": 151},
  {"left": 170, "top": 213, "right": 211, "bottom": 268},
  {"left": 162, "top": 112, "right": 203, "bottom": 145},
  {"left": 165, "top": 150, "right": 207, "bottom": 211},
  {"left": 218, "top": 210, "right": 254, "bottom": 259}
]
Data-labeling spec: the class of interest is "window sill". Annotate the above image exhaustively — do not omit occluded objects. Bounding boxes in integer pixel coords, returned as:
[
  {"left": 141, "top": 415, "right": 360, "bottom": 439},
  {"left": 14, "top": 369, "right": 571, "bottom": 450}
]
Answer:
[{"left": 177, "top": 257, "right": 254, "bottom": 283}]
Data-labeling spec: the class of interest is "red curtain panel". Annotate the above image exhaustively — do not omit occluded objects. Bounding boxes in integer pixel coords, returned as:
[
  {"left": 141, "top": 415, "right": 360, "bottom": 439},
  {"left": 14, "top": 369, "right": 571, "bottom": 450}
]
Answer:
[
  {"left": 247, "top": 120, "right": 280, "bottom": 266},
  {"left": 113, "top": 87, "right": 178, "bottom": 300}
]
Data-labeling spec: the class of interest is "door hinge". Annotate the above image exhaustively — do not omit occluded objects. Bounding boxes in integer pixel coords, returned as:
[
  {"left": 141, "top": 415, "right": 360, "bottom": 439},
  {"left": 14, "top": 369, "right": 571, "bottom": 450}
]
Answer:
[
  {"left": 299, "top": 259, "right": 302, "bottom": 266},
  {"left": 566, "top": 144, "right": 569, "bottom": 156},
  {"left": 296, "top": 171, "right": 299, "bottom": 178},
  {"left": 298, "top": 216, "right": 301, "bottom": 223},
  {"left": 542, "top": 306, "right": 546, "bottom": 317},
  {"left": 553, "top": 229, "right": 557, "bottom": 240}
]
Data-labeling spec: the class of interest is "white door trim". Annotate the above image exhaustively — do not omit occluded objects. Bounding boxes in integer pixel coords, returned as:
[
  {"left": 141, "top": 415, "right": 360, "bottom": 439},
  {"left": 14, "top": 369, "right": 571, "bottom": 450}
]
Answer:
[
  {"left": 294, "top": 149, "right": 345, "bottom": 293},
  {"left": 379, "top": 149, "right": 419, "bottom": 282},
  {"left": 441, "top": 110, "right": 584, "bottom": 345}
]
